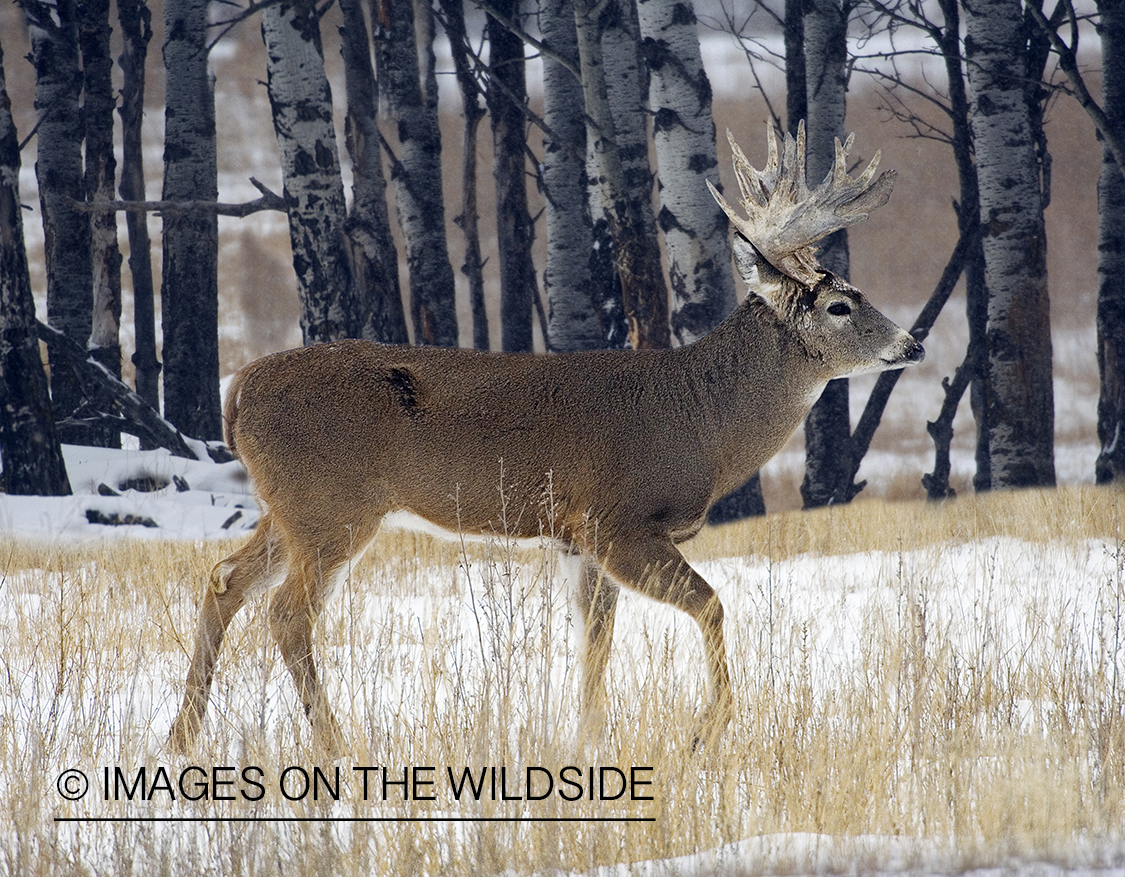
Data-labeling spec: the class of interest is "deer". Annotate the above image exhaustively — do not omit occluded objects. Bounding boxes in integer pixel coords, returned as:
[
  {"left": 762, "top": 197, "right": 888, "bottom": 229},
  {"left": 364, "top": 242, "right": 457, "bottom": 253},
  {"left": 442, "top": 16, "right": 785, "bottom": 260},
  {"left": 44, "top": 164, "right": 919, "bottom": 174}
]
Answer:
[{"left": 167, "top": 123, "right": 924, "bottom": 754}]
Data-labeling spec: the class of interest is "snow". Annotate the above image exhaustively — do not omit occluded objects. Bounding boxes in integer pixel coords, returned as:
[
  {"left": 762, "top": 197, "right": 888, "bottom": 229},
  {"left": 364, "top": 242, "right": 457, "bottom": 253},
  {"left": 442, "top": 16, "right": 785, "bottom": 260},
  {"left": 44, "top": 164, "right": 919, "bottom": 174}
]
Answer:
[
  {"left": 0, "top": 444, "right": 257, "bottom": 541},
  {"left": 2, "top": 446, "right": 1124, "bottom": 875}
]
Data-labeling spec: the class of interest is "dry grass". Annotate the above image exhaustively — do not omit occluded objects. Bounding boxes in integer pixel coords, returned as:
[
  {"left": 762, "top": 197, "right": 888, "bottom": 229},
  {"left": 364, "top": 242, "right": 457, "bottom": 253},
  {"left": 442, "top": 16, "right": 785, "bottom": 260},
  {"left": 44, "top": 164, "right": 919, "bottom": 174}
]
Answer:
[{"left": 2, "top": 487, "right": 1123, "bottom": 875}]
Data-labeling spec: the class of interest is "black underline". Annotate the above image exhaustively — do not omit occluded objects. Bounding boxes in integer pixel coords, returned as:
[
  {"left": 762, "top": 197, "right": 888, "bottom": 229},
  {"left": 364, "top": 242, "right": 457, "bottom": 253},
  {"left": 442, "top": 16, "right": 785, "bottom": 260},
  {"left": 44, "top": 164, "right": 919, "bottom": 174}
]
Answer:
[{"left": 54, "top": 816, "right": 655, "bottom": 824}]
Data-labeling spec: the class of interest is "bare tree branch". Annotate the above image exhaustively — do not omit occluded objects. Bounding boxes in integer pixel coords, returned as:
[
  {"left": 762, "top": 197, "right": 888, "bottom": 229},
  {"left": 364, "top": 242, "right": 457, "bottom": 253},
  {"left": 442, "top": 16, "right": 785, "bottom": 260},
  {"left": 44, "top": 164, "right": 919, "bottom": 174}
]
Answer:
[
  {"left": 842, "top": 217, "right": 982, "bottom": 501},
  {"left": 1027, "top": 0, "right": 1125, "bottom": 179},
  {"left": 468, "top": 0, "right": 582, "bottom": 81},
  {"left": 70, "top": 177, "right": 285, "bottom": 217}
]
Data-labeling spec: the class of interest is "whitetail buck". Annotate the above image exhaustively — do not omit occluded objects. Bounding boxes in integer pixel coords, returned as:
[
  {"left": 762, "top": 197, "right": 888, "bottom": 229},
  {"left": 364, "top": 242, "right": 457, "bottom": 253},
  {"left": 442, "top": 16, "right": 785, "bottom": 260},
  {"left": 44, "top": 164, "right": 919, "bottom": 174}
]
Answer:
[{"left": 168, "top": 123, "right": 923, "bottom": 753}]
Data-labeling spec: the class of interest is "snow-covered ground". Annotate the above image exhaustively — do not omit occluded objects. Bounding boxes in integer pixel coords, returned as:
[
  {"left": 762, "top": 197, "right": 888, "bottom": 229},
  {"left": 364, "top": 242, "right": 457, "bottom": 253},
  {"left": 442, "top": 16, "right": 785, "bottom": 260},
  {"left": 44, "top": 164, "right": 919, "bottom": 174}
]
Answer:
[{"left": 2, "top": 446, "right": 1123, "bottom": 876}]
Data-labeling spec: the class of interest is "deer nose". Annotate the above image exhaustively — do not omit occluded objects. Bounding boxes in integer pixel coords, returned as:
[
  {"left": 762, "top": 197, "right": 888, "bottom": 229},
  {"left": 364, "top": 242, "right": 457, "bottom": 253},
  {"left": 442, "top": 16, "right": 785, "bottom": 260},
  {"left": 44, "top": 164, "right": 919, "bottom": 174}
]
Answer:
[{"left": 904, "top": 337, "right": 925, "bottom": 364}]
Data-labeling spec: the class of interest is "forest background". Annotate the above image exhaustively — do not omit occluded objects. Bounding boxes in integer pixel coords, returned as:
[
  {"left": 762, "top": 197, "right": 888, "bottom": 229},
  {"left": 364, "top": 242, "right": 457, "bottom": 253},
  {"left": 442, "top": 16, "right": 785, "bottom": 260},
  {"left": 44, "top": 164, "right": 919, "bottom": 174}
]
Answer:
[{"left": 0, "top": 0, "right": 1115, "bottom": 513}]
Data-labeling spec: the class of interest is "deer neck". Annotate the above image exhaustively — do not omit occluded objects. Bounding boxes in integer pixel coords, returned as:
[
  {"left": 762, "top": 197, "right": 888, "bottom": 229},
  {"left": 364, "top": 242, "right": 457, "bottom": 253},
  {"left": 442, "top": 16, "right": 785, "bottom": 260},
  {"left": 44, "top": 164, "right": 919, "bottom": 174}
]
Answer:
[{"left": 685, "top": 293, "right": 829, "bottom": 497}]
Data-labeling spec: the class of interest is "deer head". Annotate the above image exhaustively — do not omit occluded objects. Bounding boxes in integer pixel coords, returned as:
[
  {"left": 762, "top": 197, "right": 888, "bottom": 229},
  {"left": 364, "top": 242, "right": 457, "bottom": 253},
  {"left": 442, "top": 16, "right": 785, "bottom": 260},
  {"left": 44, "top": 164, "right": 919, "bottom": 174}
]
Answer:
[{"left": 709, "top": 122, "right": 922, "bottom": 378}]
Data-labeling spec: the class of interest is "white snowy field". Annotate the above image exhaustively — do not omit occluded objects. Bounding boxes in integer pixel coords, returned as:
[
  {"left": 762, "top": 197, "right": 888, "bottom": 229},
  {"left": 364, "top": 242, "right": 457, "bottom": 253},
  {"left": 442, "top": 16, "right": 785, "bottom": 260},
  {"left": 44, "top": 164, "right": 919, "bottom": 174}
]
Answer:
[{"left": 1, "top": 447, "right": 1124, "bottom": 875}]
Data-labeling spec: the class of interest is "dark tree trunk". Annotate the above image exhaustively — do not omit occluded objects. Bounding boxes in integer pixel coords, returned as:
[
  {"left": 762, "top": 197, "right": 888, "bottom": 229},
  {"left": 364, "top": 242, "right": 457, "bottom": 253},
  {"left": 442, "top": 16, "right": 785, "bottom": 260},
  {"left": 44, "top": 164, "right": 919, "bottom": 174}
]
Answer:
[
  {"left": 785, "top": 0, "right": 806, "bottom": 134},
  {"left": 263, "top": 0, "right": 358, "bottom": 345},
  {"left": 25, "top": 0, "right": 96, "bottom": 446},
  {"left": 1097, "top": 0, "right": 1125, "bottom": 483},
  {"left": 487, "top": 0, "right": 537, "bottom": 352},
  {"left": 161, "top": 0, "right": 222, "bottom": 440},
  {"left": 0, "top": 41, "right": 71, "bottom": 496},
  {"left": 339, "top": 0, "right": 409, "bottom": 345},
  {"left": 800, "top": 0, "right": 852, "bottom": 508},
  {"left": 117, "top": 0, "right": 161, "bottom": 421},
  {"left": 80, "top": 0, "right": 122, "bottom": 448},
  {"left": 375, "top": 0, "right": 459, "bottom": 347},
  {"left": 439, "top": 0, "right": 489, "bottom": 349}
]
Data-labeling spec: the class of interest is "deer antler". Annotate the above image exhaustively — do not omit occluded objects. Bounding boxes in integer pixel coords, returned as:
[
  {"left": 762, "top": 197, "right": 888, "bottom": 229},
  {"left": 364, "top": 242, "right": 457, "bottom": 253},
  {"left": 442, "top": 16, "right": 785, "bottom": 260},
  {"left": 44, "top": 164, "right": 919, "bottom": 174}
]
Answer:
[{"left": 708, "top": 121, "right": 896, "bottom": 288}]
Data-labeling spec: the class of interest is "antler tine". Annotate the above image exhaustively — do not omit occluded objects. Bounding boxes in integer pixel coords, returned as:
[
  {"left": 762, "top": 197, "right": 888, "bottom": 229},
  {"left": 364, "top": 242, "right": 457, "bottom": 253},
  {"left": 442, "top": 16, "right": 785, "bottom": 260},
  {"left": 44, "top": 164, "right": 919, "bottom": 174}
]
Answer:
[{"left": 710, "top": 121, "right": 896, "bottom": 288}]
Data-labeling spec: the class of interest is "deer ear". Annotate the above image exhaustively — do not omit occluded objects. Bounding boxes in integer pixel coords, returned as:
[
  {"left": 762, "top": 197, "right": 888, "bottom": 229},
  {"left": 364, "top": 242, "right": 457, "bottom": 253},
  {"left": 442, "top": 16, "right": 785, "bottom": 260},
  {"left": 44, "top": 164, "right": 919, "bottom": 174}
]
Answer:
[
  {"left": 733, "top": 233, "right": 787, "bottom": 309},
  {"left": 731, "top": 233, "right": 762, "bottom": 283}
]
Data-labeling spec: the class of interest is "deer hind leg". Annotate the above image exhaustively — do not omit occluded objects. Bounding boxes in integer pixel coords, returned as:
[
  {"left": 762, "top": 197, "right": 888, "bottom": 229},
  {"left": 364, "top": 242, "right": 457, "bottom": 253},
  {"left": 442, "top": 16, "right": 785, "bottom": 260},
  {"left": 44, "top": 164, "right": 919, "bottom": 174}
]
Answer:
[
  {"left": 570, "top": 554, "right": 619, "bottom": 745},
  {"left": 169, "top": 515, "right": 287, "bottom": 752},
  {"left": 597, "top": 536, "right": 732, "bottom": 749}
]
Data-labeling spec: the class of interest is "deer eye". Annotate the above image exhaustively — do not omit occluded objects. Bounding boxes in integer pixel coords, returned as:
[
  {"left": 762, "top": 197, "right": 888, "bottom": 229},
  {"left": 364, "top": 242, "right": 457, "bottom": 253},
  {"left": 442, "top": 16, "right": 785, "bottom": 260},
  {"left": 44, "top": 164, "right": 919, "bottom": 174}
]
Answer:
[{"left": 827, "top": 302, "right": 851, "bottom": 317}]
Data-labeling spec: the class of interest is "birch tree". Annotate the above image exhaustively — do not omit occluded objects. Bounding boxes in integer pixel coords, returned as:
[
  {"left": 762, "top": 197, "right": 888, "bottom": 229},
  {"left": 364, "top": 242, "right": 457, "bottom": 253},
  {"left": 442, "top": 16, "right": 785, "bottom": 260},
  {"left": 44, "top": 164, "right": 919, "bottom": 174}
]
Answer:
[
  {"left": 0, "top": 40, "right": 71, "bottom": 496},
  {"left": 542, "top": 0, "right": 601, "bottom": 352},
  {"left": 262, "top": 0, "right": 358, "bottom": 344},
  {"left": 376, "top": 0, "right": 458, "bottom": 346},
  {"left": 161, "top": 0, "right": 221, "bottom": 440},
  {"left": 574, "top": 0, "right": 670, "bottom": 349},
  {"left": 637, "top": 0, "right": 736, "bottom": 345},
  {"left": 964, "top": 0, "right": 1055, "bottom": 488}
]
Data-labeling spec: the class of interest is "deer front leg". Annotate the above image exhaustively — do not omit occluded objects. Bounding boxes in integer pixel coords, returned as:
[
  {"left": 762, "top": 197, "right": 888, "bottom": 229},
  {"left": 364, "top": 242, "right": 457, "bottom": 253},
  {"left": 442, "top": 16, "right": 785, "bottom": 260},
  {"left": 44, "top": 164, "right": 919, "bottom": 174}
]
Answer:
[
  {"left": 598, "top": 536, "right": 732, "bottom": 748},
  {"left": 572, "top": 554, "right": 619, "bottom": 746}
]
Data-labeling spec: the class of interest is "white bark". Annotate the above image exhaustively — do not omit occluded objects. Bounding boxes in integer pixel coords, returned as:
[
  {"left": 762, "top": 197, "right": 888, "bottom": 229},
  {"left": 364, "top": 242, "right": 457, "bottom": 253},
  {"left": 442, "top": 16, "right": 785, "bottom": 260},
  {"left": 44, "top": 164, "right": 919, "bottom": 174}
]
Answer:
[
  {"left": 965, "top": 0, "right": 1056, "bottom": 488},
  {"left": 637, "top": 0, "right": 736, "bottom": 345},
  {"left": 574, "top": 0, "right": 670, "bottom": 349},
  {"left": 262, "top": 0, "right": 356, "bottom": 345}
]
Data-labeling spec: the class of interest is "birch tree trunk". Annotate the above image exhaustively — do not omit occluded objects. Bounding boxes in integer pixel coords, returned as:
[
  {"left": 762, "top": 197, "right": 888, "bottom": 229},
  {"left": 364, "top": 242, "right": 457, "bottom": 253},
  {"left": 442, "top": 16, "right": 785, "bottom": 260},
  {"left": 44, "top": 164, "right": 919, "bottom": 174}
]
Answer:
[
  {"left": 117, "top": 0, "right": 161, "bottom": 417},
  {"left": 487, "top": 0, "right": 537, "bottom": 352},
  {"left": 25, "top": 0, "right": 95, "bottom": 445},
  {"left": 800, "top": 0, "right": 853, "bottom": 508},
  {"left": 0, "top": 40, "right": 71, "bottom": 496},
  {"left": 375, "top": 0, "right": 458, "bottom": 347},
  {"left": 1096, "top": 0, "right": 1125, "bottom": 483},
  {"left": 542, "top": 0, "right": 601, "bottom": 352},
  {"left": 637, "top": 0, "right": 736, "bottom": 345},
  {"left": 80, "top": 0, "right": 122, "bottom": 447},
  {"left": 339, "top": 0, "right": 409, "bottom": 345},
  {"left": 964, "top": 0, "right": 1056, "bottom": 488},
  {"left": 574, "top": 0, "right": 670, "bottom": 349},
  {"left": 263, "top": 0, "right": 358, "bottom": 345},
  {"left": 161, "top": 0, "right": 221, "bottom": 440}
]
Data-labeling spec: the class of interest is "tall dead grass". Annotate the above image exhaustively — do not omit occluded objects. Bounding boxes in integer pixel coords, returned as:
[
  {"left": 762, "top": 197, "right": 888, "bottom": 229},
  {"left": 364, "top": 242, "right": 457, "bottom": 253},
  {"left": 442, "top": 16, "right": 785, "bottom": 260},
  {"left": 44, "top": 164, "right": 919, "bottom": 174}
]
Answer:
[{"left": 2, "top": 486, "right": 1123, "bottom": 875}]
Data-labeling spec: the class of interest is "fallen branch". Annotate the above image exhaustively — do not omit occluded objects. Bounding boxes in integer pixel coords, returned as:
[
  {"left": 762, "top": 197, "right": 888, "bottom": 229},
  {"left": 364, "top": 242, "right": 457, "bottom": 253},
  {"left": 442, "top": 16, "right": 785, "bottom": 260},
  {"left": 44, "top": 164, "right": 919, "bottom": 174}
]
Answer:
[{"left": 36, "top": 320, "right": 233, "bottom": 462}]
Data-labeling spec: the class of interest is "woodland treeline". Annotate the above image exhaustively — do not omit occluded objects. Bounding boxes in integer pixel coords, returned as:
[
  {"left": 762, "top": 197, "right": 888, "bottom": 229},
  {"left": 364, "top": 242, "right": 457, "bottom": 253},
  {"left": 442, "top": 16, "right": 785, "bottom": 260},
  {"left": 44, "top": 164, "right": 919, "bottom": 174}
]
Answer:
[{"left": 0, "top": 0, "right": 1123, "bottom": 518}]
